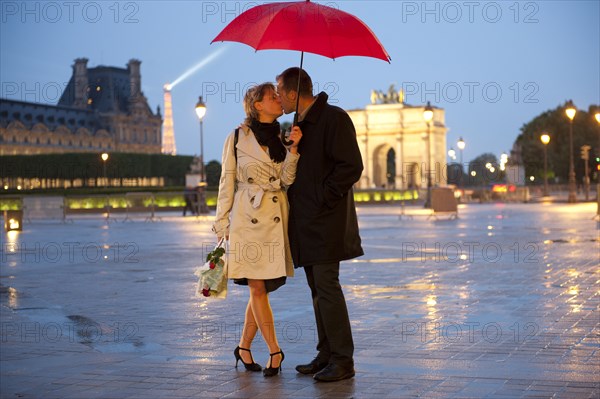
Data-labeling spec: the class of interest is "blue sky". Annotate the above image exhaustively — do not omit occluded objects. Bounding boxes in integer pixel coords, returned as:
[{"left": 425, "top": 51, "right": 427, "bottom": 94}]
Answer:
[{"left": 1, "top": 1, "right": 599, "bottom": 164}]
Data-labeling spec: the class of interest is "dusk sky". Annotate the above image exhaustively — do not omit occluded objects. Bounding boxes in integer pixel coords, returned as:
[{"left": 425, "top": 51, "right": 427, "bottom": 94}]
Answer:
[{"left": 2, "top": 1, "right": 598, "bottom": 164}]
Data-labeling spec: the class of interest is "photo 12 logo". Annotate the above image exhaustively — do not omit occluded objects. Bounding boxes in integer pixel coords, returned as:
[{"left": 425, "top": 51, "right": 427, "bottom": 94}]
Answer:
[
  {"left": 2, "top": 81, "right": 68, "bottom": 103},
  {"left": 401, "top": 81, "right": 540, "bottom": 104},
  {"left": 401, "top": 1, "right": 540, "bottom": 24},
  {"left": 1, "top": 1, "right": 140, "bottom": 24},
  {"left": 398, "top": 321, "right": 540, "bottom": 344},
  {"left": 200, "top": 1, "right": 341, "bottom": 24},
  {"left": 1, "top": 242, "right": 140, "bottom": 264},
  {"left": 200, "top": 81, "right": 340, "bottom": 104}
]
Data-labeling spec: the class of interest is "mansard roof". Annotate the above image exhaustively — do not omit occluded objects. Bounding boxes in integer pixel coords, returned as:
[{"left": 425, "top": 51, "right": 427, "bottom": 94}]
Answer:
[
  {"left": 58, "top": 65, "right": 132, "bottom": 113},
  {"left": 0, "top": 99, "right": 102, "bottom": 131}
]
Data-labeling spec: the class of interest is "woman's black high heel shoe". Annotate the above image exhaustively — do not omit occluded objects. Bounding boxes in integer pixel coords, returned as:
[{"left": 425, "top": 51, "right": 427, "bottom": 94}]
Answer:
[
  {"left": 263, "top": 350, "right": 285, "bottom": 377},
  {"left": 234, "top": 346, "right": 262, "bottom": 372}
]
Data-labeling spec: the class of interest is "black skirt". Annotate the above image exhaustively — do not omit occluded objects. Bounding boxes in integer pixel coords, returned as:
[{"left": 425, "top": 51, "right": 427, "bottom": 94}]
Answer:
[{"left": 233, "top": 276, "right": 286, "bottom": 293}]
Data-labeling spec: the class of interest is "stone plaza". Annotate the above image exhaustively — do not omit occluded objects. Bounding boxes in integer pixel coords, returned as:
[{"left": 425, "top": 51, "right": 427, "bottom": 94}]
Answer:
[{"left": 1, "top": 201, "right": 598, "bottom": 398}]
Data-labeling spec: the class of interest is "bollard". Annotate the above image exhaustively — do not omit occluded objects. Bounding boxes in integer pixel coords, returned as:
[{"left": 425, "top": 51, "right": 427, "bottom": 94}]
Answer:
[{"left": 4, "top": 210, "right": 23, "bottom": 231}]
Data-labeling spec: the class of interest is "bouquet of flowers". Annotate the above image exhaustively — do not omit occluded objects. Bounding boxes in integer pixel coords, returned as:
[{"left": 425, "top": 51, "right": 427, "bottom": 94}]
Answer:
[{"left": 195, "top": 239, "right": 228, "bottom": 299}]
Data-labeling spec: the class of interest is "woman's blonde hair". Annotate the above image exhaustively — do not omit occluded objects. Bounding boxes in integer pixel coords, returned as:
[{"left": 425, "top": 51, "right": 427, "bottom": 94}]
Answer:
[{"left": 243, "top": 83, "right": 276, "bottom": 124}]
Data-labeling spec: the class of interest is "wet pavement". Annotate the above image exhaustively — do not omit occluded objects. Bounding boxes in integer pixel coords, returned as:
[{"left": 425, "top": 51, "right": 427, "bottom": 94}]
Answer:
[{"left": 1, "top": 202, "right": 599, "bottom": 398}]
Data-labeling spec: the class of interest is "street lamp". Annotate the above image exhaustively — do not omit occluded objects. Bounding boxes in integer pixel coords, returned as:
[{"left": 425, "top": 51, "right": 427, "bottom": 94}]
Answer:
[
  {"left": 101, "top": 152, "right": 109, "bottom": 189},
  {"left": 423, "top": 101, "right": 434, "bottom": 208},
  {"left": 540, "top": 133, "right": 550, "bottom": 197},
  {"left": 457, "top": 137, "right": 465, "bottom": 163},
  {"left": 195, "top": 96, "right": 207, "bottom": 182},
  {"left": 595, "top": 111, "right": 600, "bottom": 218},
  {"left": 565, "top": 100, "right": 577, "bottom": 203},
  {"left": 448, "top": 147, "right": 456, "bottom": 161},
  {"left": 457, "top": 137, "right": 466, "bottom": 187},
  {"left": 195, "top": 96, "right": 209, "bottom": 214}
]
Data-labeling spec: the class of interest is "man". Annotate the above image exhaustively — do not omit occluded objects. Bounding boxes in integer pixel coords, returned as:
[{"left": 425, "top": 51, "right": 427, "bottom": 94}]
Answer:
[{"left": 276, "top": 67, "right": 363, "bottom": 382}]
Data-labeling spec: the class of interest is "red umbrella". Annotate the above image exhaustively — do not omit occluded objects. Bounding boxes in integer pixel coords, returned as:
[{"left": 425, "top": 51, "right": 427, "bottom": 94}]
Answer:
[
  {"left": 211, "top": 0, "right": 391, "bottom": 132},
  {"left": 211, "top": 0, "right": 391, "bottom": 62}
]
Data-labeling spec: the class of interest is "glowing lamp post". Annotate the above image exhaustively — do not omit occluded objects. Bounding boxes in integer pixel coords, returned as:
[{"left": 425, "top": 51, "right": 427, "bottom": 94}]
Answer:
[
  {"left": 195, "top": 96, "right": 209, "bottom": 214},
  {"left": 540, "top": 133, "right": 550, "bottom": 197},
  {"left": 595, "top": 111, "right": 600, "bottom": 218},
  {"left": 448, "top": 147, "right": 456, "bottom": 161},
  {"left": 195, "top": 96, "right": 207, "bottom": 182},
  {"left": 101, "top": 153, "right": 109, "bottom": 189},
  {"left": 423, "top": 101, "right": 434, "bottom": 208},
  {"left": 565, "top": 100, "right": 577, "bottom": 203},
  {"left": 457, "top": 137, "right": 466, "bottom": 187}
]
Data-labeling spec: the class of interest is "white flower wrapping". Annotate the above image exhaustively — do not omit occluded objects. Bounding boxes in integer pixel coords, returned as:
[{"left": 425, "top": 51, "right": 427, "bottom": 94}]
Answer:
[{"left": 195, "top": 239, "right": 228, "bottom": 299}]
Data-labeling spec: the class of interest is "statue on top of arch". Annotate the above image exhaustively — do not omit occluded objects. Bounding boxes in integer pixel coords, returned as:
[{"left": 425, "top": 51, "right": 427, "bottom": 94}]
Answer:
[{"left": 370, "top": 84, "right": 405, "bottom": 105}]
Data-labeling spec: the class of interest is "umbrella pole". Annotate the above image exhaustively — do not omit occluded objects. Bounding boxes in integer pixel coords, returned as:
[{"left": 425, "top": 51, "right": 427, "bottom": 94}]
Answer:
[
  {"left": 293, "top": 51, "right": 304, "bottom": 126},
  {"left": 282, "top": 52, "right": 304, "bottom": 146}
]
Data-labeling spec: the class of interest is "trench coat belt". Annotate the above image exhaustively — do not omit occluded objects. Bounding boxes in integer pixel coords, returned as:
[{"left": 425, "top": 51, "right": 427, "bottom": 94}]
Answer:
[{"left": 237, "top": 180, "right": 282, "bottom": 209}]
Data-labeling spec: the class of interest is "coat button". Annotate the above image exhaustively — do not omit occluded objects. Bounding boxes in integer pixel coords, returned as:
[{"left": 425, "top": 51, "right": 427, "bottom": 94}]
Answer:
[
  {"left": 273, "top": 217, "right": 280, "bottom": 223},
  {"left": 247, "top": 177, "right": 254, "bottom": 183},
  {"left": 251, "top": 218, "right": 258, "bottom": 224},
  {"left": 269, "top": 176, "right": 276, "bottom": 182},
  {"left": 272, "top": 196, "right": 278, "bottom": 203}
]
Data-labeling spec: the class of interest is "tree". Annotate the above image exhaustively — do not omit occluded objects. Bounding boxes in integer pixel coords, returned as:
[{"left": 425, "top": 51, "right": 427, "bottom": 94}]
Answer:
[
  {"left": 467, "top": 153, "right": 503, "bottom": 187},
  {"left": 205, "top": 160, "right": 222, "bottom": 189},
  {"left": 515, "top": 103, "right": 599, "bottom": 184}
]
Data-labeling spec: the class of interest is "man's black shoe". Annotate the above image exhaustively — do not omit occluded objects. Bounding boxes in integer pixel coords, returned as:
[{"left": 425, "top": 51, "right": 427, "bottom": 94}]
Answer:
[
  {"left": 313, "top": 363, "right": 355, "bottom": 382},
  {"left": 295, "top": 358, "right": 328, "bottom": 375}
]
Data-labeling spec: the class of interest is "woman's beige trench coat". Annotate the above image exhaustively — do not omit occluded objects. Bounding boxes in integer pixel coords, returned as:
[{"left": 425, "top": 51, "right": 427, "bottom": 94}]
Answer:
[{"left": 212, "top": 124, "right": 299, "bottom": 281}]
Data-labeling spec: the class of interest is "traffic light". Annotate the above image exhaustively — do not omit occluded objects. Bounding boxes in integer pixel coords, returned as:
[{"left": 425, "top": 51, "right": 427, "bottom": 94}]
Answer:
[{"left": 580, "top": 145, "right": 590, "bottom": 160}]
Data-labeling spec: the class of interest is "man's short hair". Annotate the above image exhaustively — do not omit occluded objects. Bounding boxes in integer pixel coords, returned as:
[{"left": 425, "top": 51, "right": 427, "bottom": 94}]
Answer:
[{"left": 277, "top": 67, "right": 313, "bottom": 97}]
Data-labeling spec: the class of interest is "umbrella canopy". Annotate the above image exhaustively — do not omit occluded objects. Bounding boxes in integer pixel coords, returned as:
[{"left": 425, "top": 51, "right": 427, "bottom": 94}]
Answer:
[
  {"left": 212, "top": 0, "right": 391, "bottom": 138},
  {"left": 211, "top": 0, "right": 391, "bottom": 62}
]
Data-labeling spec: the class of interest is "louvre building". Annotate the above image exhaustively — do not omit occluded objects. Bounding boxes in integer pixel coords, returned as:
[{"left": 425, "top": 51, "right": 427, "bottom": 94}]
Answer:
[{"left": 0, "top": 58, "right": 162, "bottom": 155}]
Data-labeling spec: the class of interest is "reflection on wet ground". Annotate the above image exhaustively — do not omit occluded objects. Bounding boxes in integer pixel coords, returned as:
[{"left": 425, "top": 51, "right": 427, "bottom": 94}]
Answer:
[{"left": 1, "top": 202, "right": 598, "bottom": 398}]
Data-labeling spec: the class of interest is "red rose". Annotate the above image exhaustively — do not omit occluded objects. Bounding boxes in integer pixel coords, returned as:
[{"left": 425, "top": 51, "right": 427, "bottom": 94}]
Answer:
[
  {"left": 202, "top": 288, "right": 211, "bottom": 297},
  {"left": 209, "top": 262, "right": 216, "bottom": 269}
]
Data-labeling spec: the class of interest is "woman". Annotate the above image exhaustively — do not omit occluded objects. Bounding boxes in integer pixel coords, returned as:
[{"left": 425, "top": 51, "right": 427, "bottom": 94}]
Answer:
[{"left": 212, "top": 83, "right": 302, "bottom": 377}]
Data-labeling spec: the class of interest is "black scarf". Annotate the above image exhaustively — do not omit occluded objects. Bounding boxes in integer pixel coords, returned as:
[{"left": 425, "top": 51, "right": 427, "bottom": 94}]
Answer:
[{"left": 249, "top": 119, "right": 286, "bottom": 163}]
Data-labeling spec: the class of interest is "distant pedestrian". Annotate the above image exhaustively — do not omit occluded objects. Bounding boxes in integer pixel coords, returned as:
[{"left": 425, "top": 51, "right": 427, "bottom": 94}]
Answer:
[{"left": 183, "top": 186, "right": 195, "bottom": 216}]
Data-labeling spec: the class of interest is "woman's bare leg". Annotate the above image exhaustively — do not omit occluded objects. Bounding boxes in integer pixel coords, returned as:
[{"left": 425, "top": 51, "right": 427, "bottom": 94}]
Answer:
[
  {"left": 238, "top": 299, "right": 258, "bottom": 364},
  {"left": 247, "top": 279, "right": 282, "bottom": 368}
]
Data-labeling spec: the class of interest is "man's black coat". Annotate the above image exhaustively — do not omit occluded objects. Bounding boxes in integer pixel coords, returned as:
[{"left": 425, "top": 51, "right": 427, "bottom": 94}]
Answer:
[{"left": 288, "top": 92, "right": 364, "bottom": 267}]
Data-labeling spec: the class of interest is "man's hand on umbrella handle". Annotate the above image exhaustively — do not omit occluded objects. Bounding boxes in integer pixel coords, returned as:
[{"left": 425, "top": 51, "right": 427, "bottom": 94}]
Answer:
[{"left": 287, "top": 126, "right": 302, "bottom": 153}]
